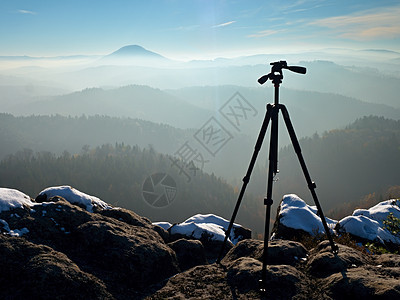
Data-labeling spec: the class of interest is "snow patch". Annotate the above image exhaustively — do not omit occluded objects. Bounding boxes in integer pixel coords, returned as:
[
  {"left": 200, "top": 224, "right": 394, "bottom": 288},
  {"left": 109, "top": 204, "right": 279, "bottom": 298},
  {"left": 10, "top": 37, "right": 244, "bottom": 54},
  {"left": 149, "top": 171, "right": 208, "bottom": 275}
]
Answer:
[
  {"left": 166, "top": 213, "right": 244, "bottom": 245},
  {"left": 1, "top": 218, "right": 29, "bottom": 237},
  {"left": 279, "top": 194, "right": 337, "bottom": 235},
  {"left": 170, "top": 221, "right": 226, "bottom": 242},
  {"left": 9, "top": 227, "right": 29, "bottom": 237},
  {"left": 0, "top": 188, "right": 34, "bottom": 213},
  {"left": 338, "top": 199, "right": 400, "bottom": 244},
  {"left": 38, "top": 186, "right": 112, "bottom": 212},
  {"left": 0, "top": 219, "right": 10, "bottom": 232},
  {"left": 278, "top": 194, "right": 400, "bottom": 245},
  {"left": 153, "top": 222, "right": 172, "bottom": 230}
]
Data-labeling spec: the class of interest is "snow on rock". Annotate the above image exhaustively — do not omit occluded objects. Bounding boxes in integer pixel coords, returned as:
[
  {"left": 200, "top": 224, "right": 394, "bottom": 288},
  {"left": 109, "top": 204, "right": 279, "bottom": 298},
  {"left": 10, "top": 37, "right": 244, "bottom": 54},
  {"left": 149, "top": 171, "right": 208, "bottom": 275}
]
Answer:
[
  {"left": 0, "top": 188, "right": 34, "bottom": 213},
  {"left": 277, "top": 194, "right": 337, "bottom": 236},
  {"left": 38, "top": 186, "right": 112, "bottom": 212},
  {"left": 276, "top": 194, "right": 400, "bottom": 245},
  {"left": 153, "top": 222, "right": 172, "bottom": 231},
  {"left": 170, "top": 221, "right": 227, "bottom": 242},
  {"left": 9, "top": 227, "right": 30, "bottom": 237},
  {"left": 353, "top": 199, "right": 400, "bottom": 226},
  {"left": 168, "top": 214, "right": 246, "bottom": 245},
  {"left": 0, "top": 219, "right": 10, "bottom": 231},
  {"left": 1, "top": 218, "right": 30, "bottom": 237},
  {"left": 337, "top": 199, "right": 400, "bottom": 244}
]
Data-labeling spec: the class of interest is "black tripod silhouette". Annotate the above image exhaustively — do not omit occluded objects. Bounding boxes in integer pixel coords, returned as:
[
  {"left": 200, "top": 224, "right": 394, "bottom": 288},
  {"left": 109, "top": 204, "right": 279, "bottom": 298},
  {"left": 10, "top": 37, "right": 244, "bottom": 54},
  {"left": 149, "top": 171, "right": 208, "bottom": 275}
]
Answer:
[{"left": 216, "top": 61, "right": 338, "bottom": 292}]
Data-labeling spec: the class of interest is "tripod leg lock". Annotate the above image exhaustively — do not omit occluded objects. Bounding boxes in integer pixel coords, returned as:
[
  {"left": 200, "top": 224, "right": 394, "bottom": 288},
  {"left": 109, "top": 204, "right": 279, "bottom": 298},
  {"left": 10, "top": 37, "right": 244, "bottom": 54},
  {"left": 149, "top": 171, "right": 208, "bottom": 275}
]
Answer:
[
  {"left": 308, "top": 181, "right": 317, "bottom": 189},
  {"left": 264, "top": 197, "right": 273, "bottom": 206}
]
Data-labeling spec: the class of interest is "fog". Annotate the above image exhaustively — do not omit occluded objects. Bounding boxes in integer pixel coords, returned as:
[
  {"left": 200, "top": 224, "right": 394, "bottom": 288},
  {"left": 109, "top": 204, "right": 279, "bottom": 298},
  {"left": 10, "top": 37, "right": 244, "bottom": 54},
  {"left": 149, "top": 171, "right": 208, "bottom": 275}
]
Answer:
[{"left": 1, "top": 45, "right": 400, "bottom": 232}]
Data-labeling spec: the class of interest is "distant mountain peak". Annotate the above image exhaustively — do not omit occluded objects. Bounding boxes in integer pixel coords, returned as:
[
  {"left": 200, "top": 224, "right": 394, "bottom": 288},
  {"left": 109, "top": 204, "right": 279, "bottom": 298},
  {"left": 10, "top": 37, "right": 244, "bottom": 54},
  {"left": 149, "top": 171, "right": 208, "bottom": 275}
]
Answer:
[{"left": 106, "top": 45, "right": 166, "bottom": 59}]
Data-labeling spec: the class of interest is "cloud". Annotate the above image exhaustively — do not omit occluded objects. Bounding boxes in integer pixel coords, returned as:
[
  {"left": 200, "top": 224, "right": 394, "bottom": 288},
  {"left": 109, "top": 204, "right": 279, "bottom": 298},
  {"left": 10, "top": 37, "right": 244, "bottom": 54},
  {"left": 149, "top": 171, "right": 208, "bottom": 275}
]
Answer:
[
  {"left": 310, "top": 6, "right": 400, "bottom": 40},
  {"left": 17, "top": 9, "right": 36, "bottom": 15},
  {"left": 212, "top": 21, "right": 236, "bottom": 28},
  {"left": 247, "top": 29, "right": 282, "bottom": 38}
]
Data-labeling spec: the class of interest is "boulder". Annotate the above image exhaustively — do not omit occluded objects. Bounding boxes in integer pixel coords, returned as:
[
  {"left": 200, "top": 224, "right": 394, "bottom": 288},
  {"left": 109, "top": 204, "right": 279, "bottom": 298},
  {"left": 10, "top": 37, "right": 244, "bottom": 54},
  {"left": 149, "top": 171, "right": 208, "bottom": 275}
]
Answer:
[
  {"left": 0, "top": 192, "right": 181, "bottom": 298},
  {"left": 222, "top": 239, "right": 308, "bottom": 267},
  {"left": 74, "top": 220, "right": 179, "bottom": 290},
  {"left": 322, "top": 267, "right": 400, "bottom": 299},
  {"left": 0, "top": 234, "right": 113, "bottom": 300},
  {"left": 98, "top": 207, "right": 153, "bottom": 228},
  {"left": 226, "top": 257, "right": 262, "bottom": 292},
  {"left": 169, "top": 223, "right": 233, "bottom": 263},
  {"left": 307, "top": 241, "right": 370, "bottom": 277},
  {"left": 168, "top": 238, "right": 207, "bottom": 271},
  {"left": 146, "top": 264, "right": 236, "bottom": 299}
]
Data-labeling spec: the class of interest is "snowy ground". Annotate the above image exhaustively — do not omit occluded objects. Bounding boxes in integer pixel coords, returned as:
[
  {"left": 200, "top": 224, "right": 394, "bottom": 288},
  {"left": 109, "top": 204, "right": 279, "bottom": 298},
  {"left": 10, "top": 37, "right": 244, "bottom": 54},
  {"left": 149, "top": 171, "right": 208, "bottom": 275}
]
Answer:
[
  {"left": 154, "top": 213, "right": 244, "bottom": 245},
  {"left": 0, "top": 186, "right": 111, "bottom": 237},
  {"left": 38, "top": 186, "right": 112, "bottom": 212},
  {"left": 277, "top": 194, "right": 400, "bottom": 245},
  {"left": 1, "top": 186, "right": 400, "bottom": 246}
]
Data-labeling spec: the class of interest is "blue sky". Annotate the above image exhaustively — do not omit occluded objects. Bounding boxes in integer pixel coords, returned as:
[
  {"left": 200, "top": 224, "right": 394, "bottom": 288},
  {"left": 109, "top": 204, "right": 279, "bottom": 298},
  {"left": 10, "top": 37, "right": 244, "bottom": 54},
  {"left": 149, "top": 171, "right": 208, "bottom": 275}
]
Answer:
[{"left": 1, "top": 0, "right": 400, "bottom": 59}]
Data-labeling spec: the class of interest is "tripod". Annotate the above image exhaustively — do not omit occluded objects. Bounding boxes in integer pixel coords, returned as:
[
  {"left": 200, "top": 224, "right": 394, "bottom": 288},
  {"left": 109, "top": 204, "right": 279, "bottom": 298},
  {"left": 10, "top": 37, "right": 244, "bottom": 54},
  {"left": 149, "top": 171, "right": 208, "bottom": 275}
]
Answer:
[{"left": 217, "top": 61, "right": 338, "bottom": 292}]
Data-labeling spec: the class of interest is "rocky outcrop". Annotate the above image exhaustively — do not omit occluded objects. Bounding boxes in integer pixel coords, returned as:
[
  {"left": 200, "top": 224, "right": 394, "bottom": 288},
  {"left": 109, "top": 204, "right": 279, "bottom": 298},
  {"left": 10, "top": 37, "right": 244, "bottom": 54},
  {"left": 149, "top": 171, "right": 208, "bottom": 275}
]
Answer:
[
  {"left": 0, "top": 234, "right": 113, "bottom": 300},
  {"left": 147, "top": 239, "right": 400, "bottom": 299},
  {"left": 2, "top": 187, "right": 400, "bottom": 299},
  {"left": 0, "top": 194, "right": 180, "bottom": 299},
  {"left": 168, "top": 238, "right": 208, "bottom": 271},
  {"left": 222, "top": 239, "right": 308, "bottom": 267}
]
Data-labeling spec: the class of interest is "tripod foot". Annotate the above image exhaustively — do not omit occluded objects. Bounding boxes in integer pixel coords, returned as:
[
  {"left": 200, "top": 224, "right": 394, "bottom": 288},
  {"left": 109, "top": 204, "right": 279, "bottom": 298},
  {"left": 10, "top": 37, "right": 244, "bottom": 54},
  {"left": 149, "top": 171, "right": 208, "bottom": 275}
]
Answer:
[
  {"left": 331, "top": 243, "right": 339, "bottom": 254},
  {"left": 259, "top": 279, "right": 267, "bottom": 295}
]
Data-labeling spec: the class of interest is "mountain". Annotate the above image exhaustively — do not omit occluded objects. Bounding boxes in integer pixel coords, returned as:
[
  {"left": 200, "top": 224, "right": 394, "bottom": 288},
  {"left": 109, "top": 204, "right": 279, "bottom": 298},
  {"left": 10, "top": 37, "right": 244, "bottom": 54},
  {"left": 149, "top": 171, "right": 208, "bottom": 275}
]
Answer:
[
  {"left": 106, "top": 45, "right": 165, "bottom": 59},
  {"left": 100, "top": 45, "right": 170, "bottom": 65},
  {"left": 10, "top": 85, "right": 211, "bottom": 129},
  {"left": 167, "top": 85, "right": 400, "bottom": 141}
]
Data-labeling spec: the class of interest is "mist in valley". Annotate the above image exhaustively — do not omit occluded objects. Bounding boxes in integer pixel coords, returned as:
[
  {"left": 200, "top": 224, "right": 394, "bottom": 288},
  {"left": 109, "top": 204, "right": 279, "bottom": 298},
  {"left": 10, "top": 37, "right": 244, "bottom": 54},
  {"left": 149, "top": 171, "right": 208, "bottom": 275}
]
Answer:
[{"left": 1, "top": 44, "right": 400, "bottom": 234}]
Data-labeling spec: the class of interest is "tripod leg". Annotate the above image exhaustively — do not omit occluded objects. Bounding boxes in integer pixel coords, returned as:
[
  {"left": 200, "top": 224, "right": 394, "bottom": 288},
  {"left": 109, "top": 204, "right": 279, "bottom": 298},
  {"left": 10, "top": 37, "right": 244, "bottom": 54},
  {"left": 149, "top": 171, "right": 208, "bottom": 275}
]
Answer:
[
  {"left": 260, "top": 104, "right": 279, "bottom": 291},
  {"left": 280, "top": 104, "right": 338, "bottom": 253},
  {"left": 216, "top": 104, "right": 273, "bottom": 263}
]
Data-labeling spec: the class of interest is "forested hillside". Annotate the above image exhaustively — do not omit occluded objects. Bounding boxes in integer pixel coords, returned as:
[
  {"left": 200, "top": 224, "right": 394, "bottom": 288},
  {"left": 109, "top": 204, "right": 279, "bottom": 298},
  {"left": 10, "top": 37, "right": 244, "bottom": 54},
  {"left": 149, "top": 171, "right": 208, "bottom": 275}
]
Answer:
[
  {"left": 0, "top": 143, "right": 262, "bottom": 234},
  {"left": 0, "top": 113, "right": 258, "bottom": 182},
  {"left": 0, "top": 113, "right": 191, "bottom": 159},
  {"left": 274, "top": 116, "right": 400, "bottom": 218}
]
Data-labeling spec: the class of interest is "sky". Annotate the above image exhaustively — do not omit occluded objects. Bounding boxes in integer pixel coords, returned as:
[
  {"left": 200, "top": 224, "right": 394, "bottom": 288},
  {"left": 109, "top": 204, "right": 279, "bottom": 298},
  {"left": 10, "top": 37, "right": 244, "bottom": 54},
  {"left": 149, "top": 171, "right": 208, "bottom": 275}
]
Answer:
[{"left": 1, "top": 0, "right": 400, "bottom": 60}]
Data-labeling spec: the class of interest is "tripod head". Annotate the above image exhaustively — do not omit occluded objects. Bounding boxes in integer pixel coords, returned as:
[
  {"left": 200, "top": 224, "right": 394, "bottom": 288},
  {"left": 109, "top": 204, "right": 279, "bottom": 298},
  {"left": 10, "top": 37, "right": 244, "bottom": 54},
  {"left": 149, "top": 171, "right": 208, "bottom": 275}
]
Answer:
[{"left": 258, "top": 61, "right": 306, "bottom": 85}]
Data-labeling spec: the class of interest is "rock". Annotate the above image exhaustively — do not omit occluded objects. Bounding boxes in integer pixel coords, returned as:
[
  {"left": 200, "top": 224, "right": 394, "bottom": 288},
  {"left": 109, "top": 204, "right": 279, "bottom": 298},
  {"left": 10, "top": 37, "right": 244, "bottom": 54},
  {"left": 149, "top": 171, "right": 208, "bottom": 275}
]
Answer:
[
  {"left": 152, "top": 224, "right": 170, "bottom": 242},
  {"left": 3, "top": 187, "right": 400, "bottom": 299},
  {"left": 307, "top": 240, "right": 370, "bottom": 277},
  {"left": 168, "top": 238, "right": 207, "bottom": 271},
  {"left": 0, "top": 194, "right": 181, "bottom": 298},
  {"left": 374, "top": 253, "right": 400, "bottom": 267},
  {"left": 226, "top": 257, "right": 262, "bottom": 292},
  {"left": 74, "top": 220, "right": 180, "bottom": 290},
  {"left": 146, "top": 264, "right": 236, "bottom": 299},
  {"left": 169, "top": 229, "right": 233, "bottom": 263},
  {"left": 258, "top": 263, "right": 312, "bottom": 299},
  {"left": 272, "top": 220, "right": 314, "bottom": 242},
  {"left": 271, "top": 195, "right": 337, "bottom": 243},
  {"left": 222, "top": 239, "right": 308, "bottom": 267},
  {"left": 0, "top": 234, "right": 113, "bottom": 300},
  {"left": 98, "top": 207, "right": 153, "bottom": 228},
  {"left": 322, "top": 267, "right": 400, "bottom": 299},
  {"left": 221, "top": 239, "right": 263, "bottom": 265}
]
